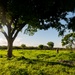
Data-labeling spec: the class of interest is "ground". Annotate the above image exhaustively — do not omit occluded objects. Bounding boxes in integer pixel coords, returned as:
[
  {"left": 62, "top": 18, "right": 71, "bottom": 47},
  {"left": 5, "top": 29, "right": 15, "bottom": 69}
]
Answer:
[{"left": 0, "top": 50, "right": 75, "bottom": 75}]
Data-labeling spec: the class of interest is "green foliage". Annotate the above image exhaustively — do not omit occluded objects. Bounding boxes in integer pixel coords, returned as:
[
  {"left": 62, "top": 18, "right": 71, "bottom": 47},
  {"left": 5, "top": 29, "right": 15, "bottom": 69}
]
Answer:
[
  {"left": 0, "top": 0, "right": 75, "bottom": 35},
  {"left": 0, "top": 50, "right": 75, "bottom": 75},
  {"left": 62, "top": 33, "right": 75, "bottom": 49},
  {"left": 10, "top": 68, "right": 28, "bottom": 75},
  {"left": 13, "top": 46, "right": 21, "bottom": 49},
  {"left": 38, "top": 45, "right": 44, "bottom": 49},
  {"left": 43, "top": 45, "right": 49, "bottom": 50},
  {"left": 21, "top": 44, "right": 26, "bottom": 49},
  {"left": 0, "top": 0, "right": 75, "bottom": 58},
  {"left": 0, "top": 54, "right": 3, "bottom": 58},
  {"left": 0, "top": 46, "right": 7, "bottom": 49},
  {"left": 26, "top": 46, "right": 37, "bottom": 50},
  {"left": 47, "top": 42, "right": 54, "bottom": 48}
]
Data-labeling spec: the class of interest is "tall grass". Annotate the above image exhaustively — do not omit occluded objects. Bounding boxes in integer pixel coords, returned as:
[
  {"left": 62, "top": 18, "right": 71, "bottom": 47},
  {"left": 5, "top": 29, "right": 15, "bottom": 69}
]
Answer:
[{"left": 0, "top": 50, "right": 75, "bottom": 75}]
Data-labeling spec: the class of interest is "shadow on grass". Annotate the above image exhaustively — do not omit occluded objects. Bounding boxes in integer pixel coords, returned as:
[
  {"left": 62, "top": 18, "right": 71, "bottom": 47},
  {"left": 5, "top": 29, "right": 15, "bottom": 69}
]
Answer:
[
  {"left": 16, "top": 56, "right": 74, "bottom": 67},
  {"left": 36, "top": 54, "right": 56, "bottom": 59},
  {"left": 0, "top": 55, "right": 3, "bottom": 58}
]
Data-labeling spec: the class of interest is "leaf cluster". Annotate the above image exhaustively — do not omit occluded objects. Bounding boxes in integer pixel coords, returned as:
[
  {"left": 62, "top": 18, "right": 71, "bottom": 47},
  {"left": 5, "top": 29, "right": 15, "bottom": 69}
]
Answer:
[{"left": 62, "top": 33, "right": 75, "bottom": 47}]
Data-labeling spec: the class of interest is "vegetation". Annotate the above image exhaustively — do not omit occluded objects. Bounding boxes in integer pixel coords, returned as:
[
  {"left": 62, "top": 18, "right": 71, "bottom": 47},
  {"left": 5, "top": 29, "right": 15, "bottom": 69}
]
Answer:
[
  {"left": 0, "top": 50, "right": 75, "bottom": 75},
  {"left": 0, "top": 0, "right": 75, "bottom": 58},
  {"left": 21, "top": 44, "right": 26, "bottom": 49},
  {"left": 62, "top": 33, "right": 75, "bottom": 50},
  {"left": 38, "top": 45, "right": 44, "bottom": 49},
  {"left": 47, "top": 42, "right": 54, "bottom": 49}
]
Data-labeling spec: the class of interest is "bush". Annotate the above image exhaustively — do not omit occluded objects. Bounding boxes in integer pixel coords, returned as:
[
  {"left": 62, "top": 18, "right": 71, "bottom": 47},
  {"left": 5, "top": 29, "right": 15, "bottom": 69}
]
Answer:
[
  {"left": 0, "top": 46, "right": 7, "bottom": 49},
  {"left": 38, "top": 45, "right": 44, "bottom": 49},
  {"left": 13, "top": 46, "right": 21, "bottom": 49},
  {"left": 21, "top": 44, "right": 26, "bottom": 49},
  {"left": 47, "top": 42, "right": 54, "bottom": 49},
  {"left": 43, "top": 46, "right": 49, "bottom": 50},
  {"left": 26, "top": 46, "right": 37, "bottom": 50}
]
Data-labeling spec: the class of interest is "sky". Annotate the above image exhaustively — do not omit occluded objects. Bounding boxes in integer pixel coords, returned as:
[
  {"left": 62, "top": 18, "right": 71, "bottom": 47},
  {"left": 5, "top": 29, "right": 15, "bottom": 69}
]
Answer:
[
  {"left": 0, "top": 12, "right": 75, "bottom": 48},
  {"left": 0, "top": 28, "right": 62, "bottom": 47}
]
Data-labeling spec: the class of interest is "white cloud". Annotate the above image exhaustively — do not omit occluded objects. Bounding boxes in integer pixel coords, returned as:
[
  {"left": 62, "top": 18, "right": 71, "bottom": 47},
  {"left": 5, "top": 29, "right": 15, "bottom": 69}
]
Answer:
[
  {"left": 0, "top": 37, "right": 22, "bottom": 46},
  {"left": 0, "top": 38, "right": 7, "bottom": 46}
]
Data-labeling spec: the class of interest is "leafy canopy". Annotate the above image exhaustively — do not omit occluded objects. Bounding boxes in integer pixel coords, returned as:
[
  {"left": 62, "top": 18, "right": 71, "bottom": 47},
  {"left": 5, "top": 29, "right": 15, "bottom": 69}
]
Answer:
[
  {"left": 38, "top": 44, "right": 44, "bottom": 49},
  {"left": 62, "top": 33, "right": 75, "bottom": 48},
  {"left": 47, "top": 42, "right": 54, "bottom": 48},
  {"left": 0, "top": 0, "right": 75, "bottom": 35}
]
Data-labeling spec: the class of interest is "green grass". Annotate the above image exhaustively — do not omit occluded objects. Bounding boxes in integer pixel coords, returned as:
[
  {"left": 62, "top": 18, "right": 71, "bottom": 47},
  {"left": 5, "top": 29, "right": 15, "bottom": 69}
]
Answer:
[{"left": 0, "top": 50, "right": 75, "bottom": 75}]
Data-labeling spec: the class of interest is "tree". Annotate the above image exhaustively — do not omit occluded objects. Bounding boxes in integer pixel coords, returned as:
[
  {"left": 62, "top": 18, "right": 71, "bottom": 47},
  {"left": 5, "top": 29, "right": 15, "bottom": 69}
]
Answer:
[
  {"left": 38, "top": 45, "right": 44, "bottom": 49},
  {"left": 47, "top": 42, "right": 54, "bottom": 49},
  {"left": 21, "top": 44, "right": 26, "bottom": 49},
  {"left": 62, "top": 33, "right": 75, "bottom": 50},
  {"left": 0, "top": 0, "right": 75, "bottom": 58}
]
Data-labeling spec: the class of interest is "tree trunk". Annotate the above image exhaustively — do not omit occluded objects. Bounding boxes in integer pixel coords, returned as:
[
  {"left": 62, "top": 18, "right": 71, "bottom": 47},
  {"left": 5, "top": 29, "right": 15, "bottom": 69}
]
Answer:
[{"left": 7, "top": 39, "right": 13, "bottom": 58}]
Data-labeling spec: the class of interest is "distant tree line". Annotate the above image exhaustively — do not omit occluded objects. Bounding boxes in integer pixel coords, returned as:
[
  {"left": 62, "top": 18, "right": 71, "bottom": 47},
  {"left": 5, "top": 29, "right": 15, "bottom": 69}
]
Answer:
[
  {"left": 0, "top": 45, "right": 73, "bottom": 50},
  {"left": 0, "top": 41, "right": 73, "bottom": 50}
]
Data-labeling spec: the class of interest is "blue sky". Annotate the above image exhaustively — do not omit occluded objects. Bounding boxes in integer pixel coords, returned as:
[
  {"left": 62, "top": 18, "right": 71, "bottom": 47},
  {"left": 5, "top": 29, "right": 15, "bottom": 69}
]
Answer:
[
  {"left": 0, "top": 28, "right": 63, "bottom": 47},
  {"left": 0, "top": 12, "right": 75, "bottom": 47},
  {"left": 18, "top": 28, "right": 62, "bottom": 47}
]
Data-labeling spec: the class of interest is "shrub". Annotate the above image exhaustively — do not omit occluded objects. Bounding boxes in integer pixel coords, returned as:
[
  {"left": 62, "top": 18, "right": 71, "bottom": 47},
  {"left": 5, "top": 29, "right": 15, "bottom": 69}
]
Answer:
[
  {"left": 13, "top": 46, "right": 21, "bottom": 49},
  {"left": 21, "top": 44, "right": 26, "bottom": 49},
  {"left": 38, "top": 45, "right": 44, "bottom": 49},
  {"left": 47, "top": 42, "right": 54, "bottom": 49},
  {"left": 43, "top": 46, "right": 49, "bottom": 50}
]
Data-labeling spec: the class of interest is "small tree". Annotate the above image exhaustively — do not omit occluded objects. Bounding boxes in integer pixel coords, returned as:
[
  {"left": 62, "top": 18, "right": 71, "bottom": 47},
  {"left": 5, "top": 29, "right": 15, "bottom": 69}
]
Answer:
[
  {"left": 38, "top": 44, "right": 44, "bottom": 50},
  {"left": 47, "top": 42, "right": 54, "bottom": 49},
  {"left": 21, "top": 44, "right": 26, "bottom": 49}
]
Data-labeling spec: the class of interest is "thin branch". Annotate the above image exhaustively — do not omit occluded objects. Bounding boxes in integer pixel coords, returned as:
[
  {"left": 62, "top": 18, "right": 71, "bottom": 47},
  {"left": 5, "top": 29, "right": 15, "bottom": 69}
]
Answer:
[
  {"left": 12, "top": 23, "right": 26, "bottom": 41},
  {"left": 1, "top": 31, "right": 8, "bottom": 40}
]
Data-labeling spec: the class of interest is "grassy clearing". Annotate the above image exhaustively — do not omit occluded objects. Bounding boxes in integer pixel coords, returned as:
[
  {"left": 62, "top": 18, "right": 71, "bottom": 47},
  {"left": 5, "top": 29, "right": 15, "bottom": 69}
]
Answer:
[{"left": 0, "top": 50, "right": 75, "bottom": 75}]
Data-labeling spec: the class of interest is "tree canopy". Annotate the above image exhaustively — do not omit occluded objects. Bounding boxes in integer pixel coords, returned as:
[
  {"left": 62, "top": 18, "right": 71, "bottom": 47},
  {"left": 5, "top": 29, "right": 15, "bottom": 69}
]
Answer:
[
  {"left": 62, "top": 33, "right": 75, "bottom": 48},
  {"left": 21, "top": 44, "right": 26, "bottom": 49},
  {"left": 47, "top": 42, "right": 54, "bottom": 48},
  {"left": 0, "top": 0, "right": 75, "bottom": 33},
  {"left": 38, "top": 44, "right": 44, "bottom": 49}
]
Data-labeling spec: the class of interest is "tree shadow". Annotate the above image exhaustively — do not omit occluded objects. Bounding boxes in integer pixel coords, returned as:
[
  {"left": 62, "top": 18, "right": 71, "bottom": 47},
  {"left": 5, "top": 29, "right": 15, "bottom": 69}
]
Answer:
[
  {"left": 36, "top": 54, "right": 56, "bottom": 59},
  {"left": 0, "top": 54, "right": 3, "bottom": 58},
  {"left": 16, "top": 56, "right": 75, "bottom": 67}
]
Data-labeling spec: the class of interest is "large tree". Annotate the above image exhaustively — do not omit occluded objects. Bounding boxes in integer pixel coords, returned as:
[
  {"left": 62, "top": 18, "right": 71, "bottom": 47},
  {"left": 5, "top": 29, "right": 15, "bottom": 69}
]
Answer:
[
  {"left": 62, "top": 33, "right": 75, "bottom": 49},
  {"left": 0, "top": 0, "right": 75, "bottom": 58}
]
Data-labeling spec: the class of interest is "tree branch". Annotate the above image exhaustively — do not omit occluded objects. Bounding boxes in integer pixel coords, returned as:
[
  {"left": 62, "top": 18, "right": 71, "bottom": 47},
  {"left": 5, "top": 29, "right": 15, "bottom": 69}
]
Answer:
[
  {"left": 12, "top": 23, "right": 26, "bottom": 41},
  {"left": 1, "top": 31, "right": 8, "bottom": 40}
]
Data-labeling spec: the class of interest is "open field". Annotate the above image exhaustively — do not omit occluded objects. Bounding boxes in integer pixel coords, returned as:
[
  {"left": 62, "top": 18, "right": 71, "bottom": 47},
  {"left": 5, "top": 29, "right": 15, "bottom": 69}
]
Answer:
[{"left": 0, "top": 50, "right": 75, "bottom": 75}]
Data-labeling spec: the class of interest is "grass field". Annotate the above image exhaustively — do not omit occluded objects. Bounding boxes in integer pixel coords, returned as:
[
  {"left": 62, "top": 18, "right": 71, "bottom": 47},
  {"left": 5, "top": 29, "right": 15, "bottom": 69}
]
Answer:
[{"left": 0, "top": 50, "right": 75, "bottom": 75}]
